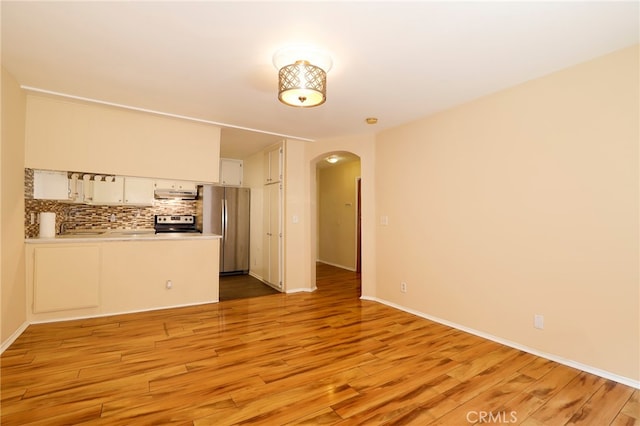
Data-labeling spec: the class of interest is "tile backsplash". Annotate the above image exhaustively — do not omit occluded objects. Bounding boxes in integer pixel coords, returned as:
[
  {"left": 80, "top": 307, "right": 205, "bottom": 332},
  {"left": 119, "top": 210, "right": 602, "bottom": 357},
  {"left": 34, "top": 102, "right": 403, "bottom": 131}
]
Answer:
[{"left": 24, "top": 169, "right": 197, "bottom": 238}]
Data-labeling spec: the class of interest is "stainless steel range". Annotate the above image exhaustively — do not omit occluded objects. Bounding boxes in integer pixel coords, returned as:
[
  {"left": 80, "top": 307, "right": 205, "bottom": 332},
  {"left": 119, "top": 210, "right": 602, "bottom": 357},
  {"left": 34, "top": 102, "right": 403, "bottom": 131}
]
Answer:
[{"left": 154, "top": 215, "right": 200, "bottom": 233}]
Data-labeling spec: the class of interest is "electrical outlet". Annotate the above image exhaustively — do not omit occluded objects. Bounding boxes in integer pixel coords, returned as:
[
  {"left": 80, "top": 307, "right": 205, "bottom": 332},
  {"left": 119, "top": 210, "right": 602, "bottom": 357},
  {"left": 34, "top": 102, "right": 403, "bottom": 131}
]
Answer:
[
  {"left": 534, "top": 314, "right": 544, "bottom": 329},
  {"left": 166, "top": 280, "right": 173, "bottom": 289},
  {"left": 400, "top": 282, "right": 407, "bottom": 293}
]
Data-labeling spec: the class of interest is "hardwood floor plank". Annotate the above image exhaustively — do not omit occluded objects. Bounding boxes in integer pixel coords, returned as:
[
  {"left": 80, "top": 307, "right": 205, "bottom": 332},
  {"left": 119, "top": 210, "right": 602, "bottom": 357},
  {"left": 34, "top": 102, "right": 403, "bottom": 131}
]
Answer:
[
  {"left": 610, "top": 413, "right": 640, "bottom": 426},
  {"left": 284, "top": 407, "right": 343, "bottom": 425},
  {"left": 523, "top": 363, "right": 582, "bottom": 401},
  {"left": 519, "top": 356, "right": 557, "bottom": 380},
  {"left": 527, "top": 372, "right": 605, "bottom": 425},
  {"left": 446, "top": 345, "right": 517, "bottom": 381},
  {"left": 493, "top": 391, "right": 546, "bottom": 425},
  {"left": 257, "top": 352, "right": 377, "bottom": 387},
  {"left": 1, "top": 263, "right": 635, "bottom": 425},
  {"left": 565, "top": 380, "right": 635, "bottom": 425},
  {"left": 195, "top": 380, "right": 359, "bottom": 425},
  {"left": 428, "top": 372, "right": 535, "bottom": 426},
  {"left": 0, "top": 402, "right": 104, "bottom": 426},
  {"left": 619, "top": 390, "right": 640, "bottom": 422},
  {"left": 442, "top": 350, "right": 538, "bottom": 405},
  {"left": 232, "top": 366, "right": 369, "bottom": 407},
  {"left": 349, "top": 354, "right": 459, "bottom": 394},
  {"left": 101, "top": 385, "right": 241, "bottom": 421},
  {"left": 331, "top": 370, "right": 442, "bottom": 420}
]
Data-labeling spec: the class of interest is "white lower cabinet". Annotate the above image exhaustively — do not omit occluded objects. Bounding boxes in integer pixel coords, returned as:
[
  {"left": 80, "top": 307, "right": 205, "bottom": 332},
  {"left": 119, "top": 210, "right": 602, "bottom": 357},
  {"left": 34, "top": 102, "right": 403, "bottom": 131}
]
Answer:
[
  {"left": 26, "top": 238, "right": 219, "bottom": 322},
  {"left": 100, "top": 240, "right": 218, "bottom": 312},
  {"left": 32, "top": 245, "right": 101, "bottom": 313}
]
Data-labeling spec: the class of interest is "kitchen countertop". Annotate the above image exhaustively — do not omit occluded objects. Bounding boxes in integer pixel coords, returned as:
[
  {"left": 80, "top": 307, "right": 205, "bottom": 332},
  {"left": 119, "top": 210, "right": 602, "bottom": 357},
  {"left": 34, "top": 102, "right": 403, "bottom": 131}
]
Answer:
[{"left": 25, "top": 230, "right": 221, "bottom": 244}]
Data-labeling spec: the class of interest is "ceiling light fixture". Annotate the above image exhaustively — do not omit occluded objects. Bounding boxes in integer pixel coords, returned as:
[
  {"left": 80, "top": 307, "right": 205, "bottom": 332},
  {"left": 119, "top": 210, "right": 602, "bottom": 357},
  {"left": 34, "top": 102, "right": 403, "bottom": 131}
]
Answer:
[
  {"left": 273, "top": 46, "right": 332, "bottom": 108},
  {"left": 326, "top": 155, "right": 339, "bottom": 164},
  {"left": 366, "top": 117, "right": 378, "bottom": 124}
]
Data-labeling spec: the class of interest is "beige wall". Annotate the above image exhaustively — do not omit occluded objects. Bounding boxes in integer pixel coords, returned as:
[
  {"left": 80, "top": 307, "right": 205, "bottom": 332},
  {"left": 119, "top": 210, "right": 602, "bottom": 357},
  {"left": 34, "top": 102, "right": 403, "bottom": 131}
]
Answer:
[
  {"left": 318, "top": 159, "right": 361, "bottom": 270},
  {"left": 1, "top": 67, "right": 27, "bottom": 347},
  {"left": 375, "top": 45, "right": 639, "bottom": 381},
  {"left": 283, "top": 139, "right": 310, "bottom": 292}
]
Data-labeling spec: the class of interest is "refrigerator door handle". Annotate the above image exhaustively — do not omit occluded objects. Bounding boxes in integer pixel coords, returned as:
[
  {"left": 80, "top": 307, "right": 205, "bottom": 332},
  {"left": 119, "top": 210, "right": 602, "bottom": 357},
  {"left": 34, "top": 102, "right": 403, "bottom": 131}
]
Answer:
[{"left": 223, "top": 198, "right": 228, "bottom": 238}]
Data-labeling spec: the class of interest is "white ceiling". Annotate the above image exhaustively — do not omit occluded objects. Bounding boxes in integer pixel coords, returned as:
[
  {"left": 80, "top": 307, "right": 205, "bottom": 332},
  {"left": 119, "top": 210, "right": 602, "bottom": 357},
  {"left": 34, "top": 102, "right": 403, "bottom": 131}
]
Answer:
[{"left": 2, "top": 1, "right": 638, "bottom": 159}]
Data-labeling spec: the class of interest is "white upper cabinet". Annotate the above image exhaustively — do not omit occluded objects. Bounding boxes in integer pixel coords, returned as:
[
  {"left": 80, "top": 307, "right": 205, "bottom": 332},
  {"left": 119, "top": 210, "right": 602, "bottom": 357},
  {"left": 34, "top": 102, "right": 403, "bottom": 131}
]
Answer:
[
  {"left": 33, "top": 170, "right": 69, "bottom": 200},
  {"left": 153, "top": 179, "right": 197, "bottom": 191},
  {"left": 264, "top": 145, "right": 282, "bottom": 185},
  {"left": 123, "top": 177, "right": 155, "bottom": 205},
  {"left": 175, "top": 180, "right": 197, "bottom": 191},
  {"left": 88, "top": 176, "right": 124, "bottom": 205},
  {"left": 220, "top": 158, "right": 243, "bottom": 186}
]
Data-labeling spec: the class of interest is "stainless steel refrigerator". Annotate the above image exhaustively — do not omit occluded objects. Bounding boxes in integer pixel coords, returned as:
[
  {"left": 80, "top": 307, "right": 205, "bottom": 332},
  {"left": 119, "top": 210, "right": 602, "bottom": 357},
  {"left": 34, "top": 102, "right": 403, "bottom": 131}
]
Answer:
[{"left": 198, "top": 185, "right": 250, "bottom": 275}]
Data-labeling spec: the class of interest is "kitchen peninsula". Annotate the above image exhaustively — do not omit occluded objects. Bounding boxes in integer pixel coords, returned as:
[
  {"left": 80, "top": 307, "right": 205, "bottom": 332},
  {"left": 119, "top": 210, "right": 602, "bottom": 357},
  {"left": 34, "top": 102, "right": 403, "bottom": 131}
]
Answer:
[
  {"left": 25, "top": 233, "right": 220, "bottom": 323},
  {"left": 21, "top": 91, "right": 223, "bottom": 324}
]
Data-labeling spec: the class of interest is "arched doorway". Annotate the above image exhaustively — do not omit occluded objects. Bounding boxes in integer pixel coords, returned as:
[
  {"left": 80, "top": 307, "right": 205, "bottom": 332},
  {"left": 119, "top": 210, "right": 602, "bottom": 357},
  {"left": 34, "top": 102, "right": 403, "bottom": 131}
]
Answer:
[{"left": 312, "top": 151, "right": 362, "bottom": 292}]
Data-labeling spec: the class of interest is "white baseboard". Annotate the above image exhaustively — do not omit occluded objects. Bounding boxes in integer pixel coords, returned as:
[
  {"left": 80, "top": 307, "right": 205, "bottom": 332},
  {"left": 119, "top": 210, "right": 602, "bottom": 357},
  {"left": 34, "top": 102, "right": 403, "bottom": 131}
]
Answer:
[
  {"left": 316, "top": 259, "right": 356, "bottom": 272},
  {"left": 361, "top": 295, "right": 640, "bottom": 390},
  {"left": 0, "top": 321, "right": 29, "bottom": 355},
  {"left": 27, "top": 300, "right": 219, "bottom": 326},
  {"left": 286, "top": 287, "right": 316, "bottom": 294},
  {"left": 0, "top": 300, "right": 227, "bottom": 355}
]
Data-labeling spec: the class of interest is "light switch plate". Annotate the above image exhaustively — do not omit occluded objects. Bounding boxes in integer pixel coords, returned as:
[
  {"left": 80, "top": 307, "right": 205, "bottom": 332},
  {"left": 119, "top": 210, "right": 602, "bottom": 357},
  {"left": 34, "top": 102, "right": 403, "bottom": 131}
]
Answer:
[{"left": 534, "top": 314, "right": 544, "bottom": 329}]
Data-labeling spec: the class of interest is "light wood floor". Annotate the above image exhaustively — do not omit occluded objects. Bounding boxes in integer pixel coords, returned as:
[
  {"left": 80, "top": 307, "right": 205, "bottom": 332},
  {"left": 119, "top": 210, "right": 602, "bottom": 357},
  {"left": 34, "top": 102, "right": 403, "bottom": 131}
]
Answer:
[{"left": 1, "top": 264, "right": 638, "bottom": 425}]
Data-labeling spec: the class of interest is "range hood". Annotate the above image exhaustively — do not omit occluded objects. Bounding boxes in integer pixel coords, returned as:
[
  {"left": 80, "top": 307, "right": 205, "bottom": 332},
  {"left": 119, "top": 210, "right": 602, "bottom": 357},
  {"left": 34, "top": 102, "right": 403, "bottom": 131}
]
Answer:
[{"left": 153, "top": 188, "right": 198, "bottom": 200}]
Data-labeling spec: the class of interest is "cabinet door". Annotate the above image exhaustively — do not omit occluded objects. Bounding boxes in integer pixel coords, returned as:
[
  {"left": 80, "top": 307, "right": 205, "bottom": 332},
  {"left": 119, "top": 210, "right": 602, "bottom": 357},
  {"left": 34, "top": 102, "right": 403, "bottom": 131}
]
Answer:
[
  {"left": 154, "top": 179, "right": 197, "bottom": 191},
  {"left": 263, "top": 183, "right": 282, "bottom": 288},
  {"left": 175, "top": 180, "right": 197, "bottom": 191},
  {"left": 220, "top": 159, "right": 243, "bottom": 186},
  {"left": 33, "top": 245, "right": 100, "bottom": 313},
  {"left": 263, "top": 151, "right": 272, "bottom": 184},
  {"left": 91, "top": 176, "right": 124, "bottom": 204},
  {"left": 124, "top": 177, "right": 155, "bottom": 205},
  {"left": 154, "top": 179, "right": 176, "bottom": 189},
  {"left": 33, "top": 170, "right": 69, "bottom": 200},
  {"left": 264, "top": 146, "right": 283, "bottom": 184},
  {"left": 272, "top": 147, "right": 283, "bottom": 183}
]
